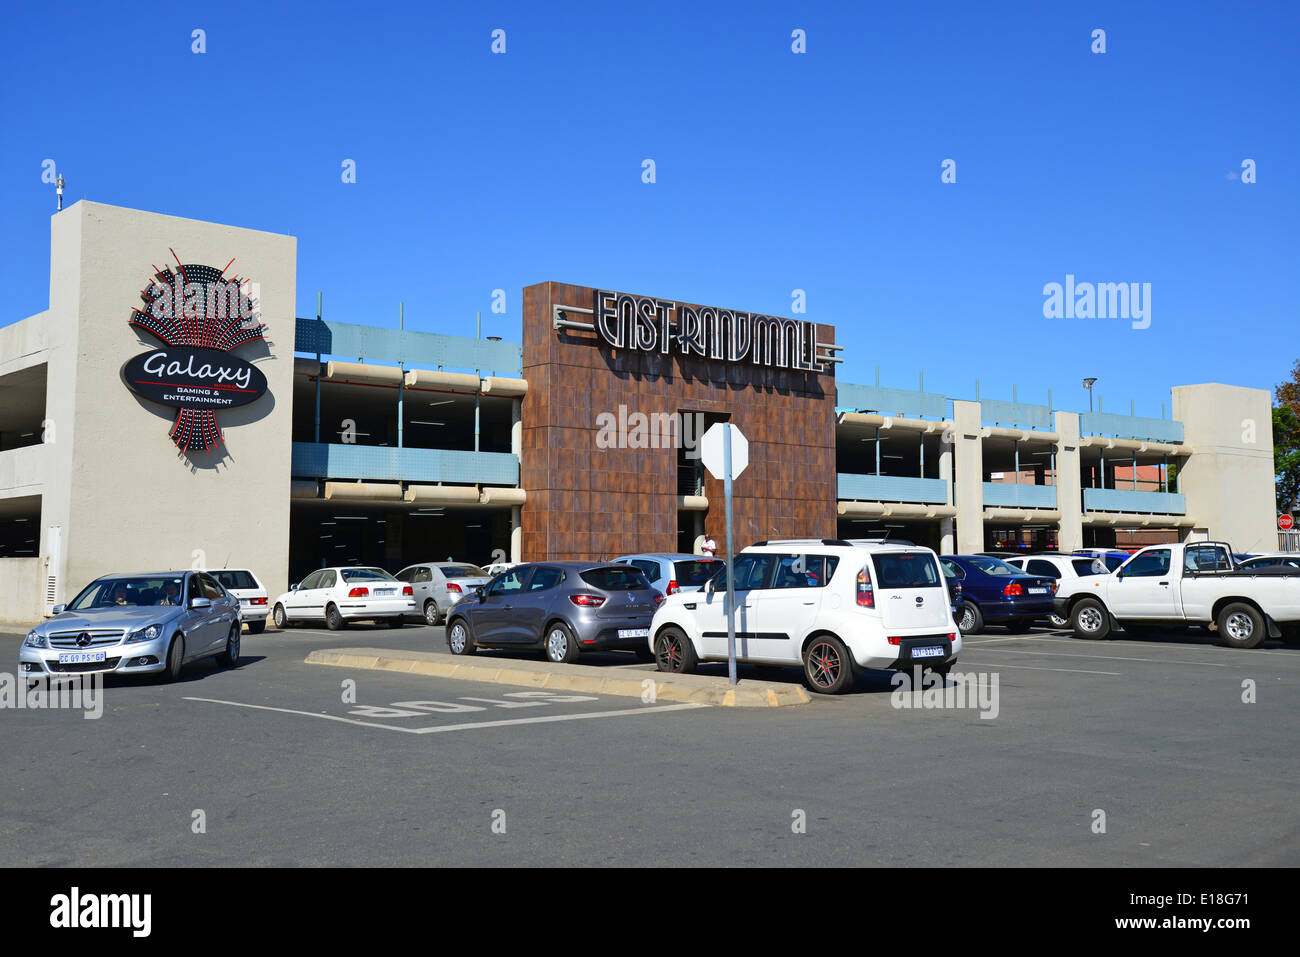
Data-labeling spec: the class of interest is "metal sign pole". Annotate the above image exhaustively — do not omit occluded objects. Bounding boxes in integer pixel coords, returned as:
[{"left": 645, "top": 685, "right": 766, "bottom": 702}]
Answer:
[{"left": 724, "top": 424, "right": 737, "bottom": 685}]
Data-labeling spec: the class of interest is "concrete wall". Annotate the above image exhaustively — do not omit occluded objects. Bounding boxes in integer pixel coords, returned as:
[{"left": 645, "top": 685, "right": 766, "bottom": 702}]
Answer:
[
  {"left": 0, "top": 557, "right": 42, "bottom": 624},
  {"left": 1054, "top": 411, "right": 1083, "bottom": 552},
  {"left": 41, "top": 202, "right": 297, "bottom": 604},
  {"left": 1173, "top": 383, "right": 1277, "bottom": 552},
  {"left": 952, "top": 400, "right": 983, "bottom": 552}
]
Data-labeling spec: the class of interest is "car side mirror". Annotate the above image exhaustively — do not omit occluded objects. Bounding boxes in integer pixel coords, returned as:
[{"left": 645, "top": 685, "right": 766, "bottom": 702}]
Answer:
[
  {"left": 475, "top": 586, "right": 486, "bottom": 602},
  {"left": 190, "top": 597, "right": 212, "bottom": 609},
  {"left": 51, "top": 604, "right": 66, "bottom": 615},
  {"left": 290, "top": 583, "right": 299, "bottom": 591}
]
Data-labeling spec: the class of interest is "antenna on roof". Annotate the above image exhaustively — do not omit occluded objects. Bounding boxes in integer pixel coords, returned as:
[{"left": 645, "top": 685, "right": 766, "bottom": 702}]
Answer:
[{"left": 55, "top": 173, "right": 66, "bottom": 212}]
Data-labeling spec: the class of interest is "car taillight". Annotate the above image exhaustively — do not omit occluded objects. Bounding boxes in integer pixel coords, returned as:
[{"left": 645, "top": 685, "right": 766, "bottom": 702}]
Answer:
[
  {"left": 348, "top": 587, "right": 369, "bottom": 598},
  {"left": 652, "top": 591, "right": 664, "bottom": 605},
  {"left": 569, "top": 594, "right": 606, "bottom": 607},
  {"left": 251, "top": 597, "right": 267, "bottom": 605},
  {"left": 954, "top": 583, "right": 962, "bottom": 599},
  {"left": 402, "top": 586, "right": 413, "bottom": 596},
  {"left": 856, "top": 566, "right": 874, "bottom": 608},
  {"left": 1049, "top": 582, "right": 1057, "bottom": 595},
  {"left": 887, "top": 636, "right": 901, "bottom": 645},
  {"left": 1004, "top": 583, "right": 1023, "bottom": 597},
  {"left": 447, "top": 583, "right": 462, "bottom": 593},
  {"left": 666, "top": 580, "right": 679, "bottom": 595}
]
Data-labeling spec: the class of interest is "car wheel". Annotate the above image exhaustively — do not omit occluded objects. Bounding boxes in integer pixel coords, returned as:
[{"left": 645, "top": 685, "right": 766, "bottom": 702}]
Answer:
[
  {"left": 217, "top": 624, "right": 240, "bottom": 667},
  {"left": 1004, "top": 620, "right": 1033, "bottom": 633},
  {"left": 804, "top": 635, "right": 854, "bottom": 694},
  {"left": 325, "top": 604, "right": 345, "bottom": 631},
  {"left": 654, "top": 627, "right": 697, "bottom": 674},
  {"left": 164, "top": 635, "right": 185, "bottom": 682},
  {"left": 1070, "top": 598, "right": 1111, "bottom": 639},
  {"left": 272, "top": 604, "right": 289, "bottom": 629},
  {"left": 1048, "top": 613, "right": 1069, "bottom": 628},
  {"left": 544, "top": 623, "right": 581, "bottom": 664},
  {"left": 447, "top": 619, "right": 475, "bottom": 656},
  {"left": 423, "top": 600, "right": 442, "bottom": 626},
  {"left": 1217, "top": 602, "right": 1266, "bottom": 649},
  {"left": 247, "top": 620, "right": 266, "bottom": 635},
  {"left": 958, "top": 601, "right": 984, "bottom": 635}
]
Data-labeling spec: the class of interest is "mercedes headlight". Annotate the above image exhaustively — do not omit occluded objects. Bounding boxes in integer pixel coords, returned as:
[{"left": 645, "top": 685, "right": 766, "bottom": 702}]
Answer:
[
  {"left": 24, "top": 630, "right": 46, "bottom": 649},
  {"left": 125, "top": 623, "right": 163, "bottom": 643}
]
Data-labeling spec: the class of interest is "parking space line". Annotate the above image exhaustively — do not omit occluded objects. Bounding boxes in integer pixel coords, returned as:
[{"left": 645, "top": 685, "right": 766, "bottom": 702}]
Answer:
[
  {"left": 956, "top": 661, "right": 1121, "bottom": 676},
  {"left": 970, "top": 648, "right": 1228, "bottom": 667},
  {"left": 184, "top": 696, "right": 708, "bottom": 734},
  {"left": 976, "top": 635, "right": 1300, "bottom": 657}
]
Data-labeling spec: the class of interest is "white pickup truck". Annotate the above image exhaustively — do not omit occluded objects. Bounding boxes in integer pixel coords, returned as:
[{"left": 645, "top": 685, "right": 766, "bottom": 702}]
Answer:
[{"left": 1053, "top": 541, "right": 1300, "bottom": 649}]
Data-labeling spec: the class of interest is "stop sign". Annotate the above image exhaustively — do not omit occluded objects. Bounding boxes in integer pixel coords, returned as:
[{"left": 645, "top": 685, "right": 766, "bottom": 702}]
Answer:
[{"left": 1281, "top": 514, "right": 1295, "bottom": 531}]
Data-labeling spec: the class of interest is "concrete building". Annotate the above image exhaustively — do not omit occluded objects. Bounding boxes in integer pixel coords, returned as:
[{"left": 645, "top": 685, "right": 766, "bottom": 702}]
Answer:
[{"left": 0, "top": 203, "right": 1282, "bottom": 623}]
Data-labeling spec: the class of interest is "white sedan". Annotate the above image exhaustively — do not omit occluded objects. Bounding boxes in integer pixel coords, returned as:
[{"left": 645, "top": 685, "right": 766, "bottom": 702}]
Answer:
[{"left": 271, "top": 566, "right": 415, "bottom": 630}]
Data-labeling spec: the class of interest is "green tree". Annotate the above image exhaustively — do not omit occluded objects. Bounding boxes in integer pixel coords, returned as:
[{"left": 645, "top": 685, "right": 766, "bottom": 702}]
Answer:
[{"left": 1274, "top": 404, "right": 1300, "bottom": 516}]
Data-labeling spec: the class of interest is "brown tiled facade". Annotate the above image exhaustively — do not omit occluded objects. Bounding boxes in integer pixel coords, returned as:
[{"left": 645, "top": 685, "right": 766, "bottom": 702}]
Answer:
[{"left": 520, "top": 281, "right": 838, "bottom": 562}]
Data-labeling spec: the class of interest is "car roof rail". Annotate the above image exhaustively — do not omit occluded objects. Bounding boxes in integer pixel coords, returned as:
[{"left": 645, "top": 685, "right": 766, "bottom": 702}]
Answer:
[{"left": 751, "top": 538, "right": 854, "bottom": 547}]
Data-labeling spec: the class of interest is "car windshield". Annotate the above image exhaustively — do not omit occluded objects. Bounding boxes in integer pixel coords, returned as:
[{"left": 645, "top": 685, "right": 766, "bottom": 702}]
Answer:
[
  {"left": 339, "top": 568, "right": 395, "bottom": 582},
  {"left": 68, "top": 576, "right": 186, "bottom": 609},
  {"left": 966, "top": 557, "right": 1019, "bottom": 576},
  {"left": 673, "top": 559, "right": 722, "bottom": 587},
  {"left": 439, "top": 565, "right": 488, "bottom": 578},
  {"left": 212, "top": 570, "right": 257, "bottom": 590}
]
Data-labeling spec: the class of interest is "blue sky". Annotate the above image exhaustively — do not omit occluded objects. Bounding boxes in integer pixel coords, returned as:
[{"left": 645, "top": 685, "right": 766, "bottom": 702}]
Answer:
[{"left": 2, "top": 0, "right": 1295, "bottom": 418}]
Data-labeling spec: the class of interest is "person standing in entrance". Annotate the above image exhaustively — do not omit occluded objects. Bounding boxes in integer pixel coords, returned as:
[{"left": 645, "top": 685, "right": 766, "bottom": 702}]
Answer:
[{"left": 700, "top": 537, "right": 716, "bottom": 558}]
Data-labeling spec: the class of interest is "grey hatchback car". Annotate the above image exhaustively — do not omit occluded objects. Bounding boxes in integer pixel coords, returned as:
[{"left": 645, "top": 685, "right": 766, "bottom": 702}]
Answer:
[
  {"left": 19, "top": 571, "right": 243, "bottom": 682},
  {"left": 445, "top": 562, "right": 663, "bottom": 663}
]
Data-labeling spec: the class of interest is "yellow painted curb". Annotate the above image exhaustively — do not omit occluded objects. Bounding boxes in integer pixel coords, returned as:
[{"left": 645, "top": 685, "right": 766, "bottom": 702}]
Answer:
[{"left": 304, "top": 648, "right": 811, "bottom": 708}]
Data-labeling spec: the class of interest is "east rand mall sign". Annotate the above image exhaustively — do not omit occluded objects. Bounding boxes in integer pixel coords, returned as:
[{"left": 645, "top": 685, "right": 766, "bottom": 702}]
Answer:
[
  {"left": 586, "top": 289, "right": 836, "bottom": 373},
  {"left": 123, "top": 255, "right": 269, "bottom": 453}
]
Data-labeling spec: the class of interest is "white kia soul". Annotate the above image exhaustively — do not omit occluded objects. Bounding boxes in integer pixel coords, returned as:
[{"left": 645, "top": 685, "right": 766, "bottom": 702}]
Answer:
[{"left": 648, "top": 539, "right": 962, "bottom": 694}]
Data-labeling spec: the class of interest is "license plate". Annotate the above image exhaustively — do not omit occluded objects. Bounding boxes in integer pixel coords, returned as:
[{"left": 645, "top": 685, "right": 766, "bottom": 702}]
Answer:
[
  {"left": 1027, "top": 587, "right": 1048, "bottom": 594},
  {"left": 57, "top": 651, "right": 106, "bottom": 664},
  {"left": 618, "top": 628, "right": 649, "bottom": 639},
  {"left": 374, "top": 589, "right": 394, "bottom": 596},
  {"left": 911, "top": 646, "right": 944, "bottom": 659}
]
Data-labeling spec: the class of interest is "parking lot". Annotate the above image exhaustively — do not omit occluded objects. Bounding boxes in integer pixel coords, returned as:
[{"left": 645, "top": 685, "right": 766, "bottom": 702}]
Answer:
[{"left": 2, "top": 618, "right": 1297, "bottom": 867}]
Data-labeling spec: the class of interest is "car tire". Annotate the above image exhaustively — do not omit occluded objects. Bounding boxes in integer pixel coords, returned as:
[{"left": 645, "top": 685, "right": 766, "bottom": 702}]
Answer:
[
  {"left": 446, "top": 619, "right": 476, "bottom": 656},
  {"left": 247, "top": 620, "right": 266, "bottom": 635},
  {"left": 1048, "top": 613, "right": 1069, "bottom": 628},
  {"left": 217, "top": 625, "right": 240, "bottom": 667},
  {"left": 423, "top": 600, "right": 441, "bottom": 626},
  {"left": 325, "top": 604, "right": 345, "bottom": 631},
  {"left": 1004, "top": 620, "right": 1033, "bottom": 633},
  {"left": 1217, "top": 602, "right": 1266, "bottom": 649},
  {"left": 654, "top": 627, "right": 697, "bottom": 674},
  {"left": 958, "top": 601, "right": 984, "bottom": 635},
  {"left": 164, "top": 635, "right": 185, "bottom": 682},
  {"left": 803, "top": 634, "right": 855, "bottom": 694},
  {"left": 544, "top": 623, "right": 581, "bottom": 664},
  {"left": 1070, "top": 598, "right": 1111, "bottom": 639},
  {"left": 272, "top": 604, "right": 289, "bottom": 629}
]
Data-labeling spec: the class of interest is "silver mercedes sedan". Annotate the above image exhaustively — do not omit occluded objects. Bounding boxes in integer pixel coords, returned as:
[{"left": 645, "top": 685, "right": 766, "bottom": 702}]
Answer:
[{"left": 19, "top": 571, "right": 243, "bottom": 682}]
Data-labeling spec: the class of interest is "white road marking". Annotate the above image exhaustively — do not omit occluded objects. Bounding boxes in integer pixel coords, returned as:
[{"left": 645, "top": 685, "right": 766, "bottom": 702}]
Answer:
[
  {"left": 972, "top": 648, "right": 1228, "bottom": 667},
  {"left": 956, "top": 661, "right": 1121, "bottom": 676},
  {"left": 975, "top": 635, "right": 1300, "bottom": 657},
  {"left": 184, "top": 696, "right": 707, "bottom": 733}
]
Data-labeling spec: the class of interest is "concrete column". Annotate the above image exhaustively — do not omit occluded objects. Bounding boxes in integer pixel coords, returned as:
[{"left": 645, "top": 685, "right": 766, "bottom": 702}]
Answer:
[
  {"left": 1054, "top": 410, "right": 1083, "bottom": 553},
  {"left": 939, "top": 425, "right": 955, "bottom": 552},
  {"left": 952, "top": 400, "right": 983, "bottom": 553},
  {"left": 510, "top": 505, "right": 522, "bottom": 562},
  {"left": 1173, "top": 383, "right": 1276, "bottom": 551}
]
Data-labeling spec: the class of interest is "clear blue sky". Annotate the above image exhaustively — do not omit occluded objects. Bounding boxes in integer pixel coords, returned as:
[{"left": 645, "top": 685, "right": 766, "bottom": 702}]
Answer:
[{"left": 2, "top": 0, "right": 1294, "bottom": 418}]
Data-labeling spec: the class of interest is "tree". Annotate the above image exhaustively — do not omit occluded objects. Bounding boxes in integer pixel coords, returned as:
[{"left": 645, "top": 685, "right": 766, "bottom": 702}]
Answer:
[{"left": 1274, "top": 404, "right": 1300, "bottom": 516}]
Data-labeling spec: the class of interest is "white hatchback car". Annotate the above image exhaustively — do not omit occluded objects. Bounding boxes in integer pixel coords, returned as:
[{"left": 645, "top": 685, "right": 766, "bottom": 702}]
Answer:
[
  {"left": 649, "top": 539, "right": 961, "bottom": 694},
  {"left": 210, "top": 568, "right": 270, "bottom": 634},
  {"left": 1003, "top": 554, "right": 1111, "bottom": 627},
  {"left": 271, "top": 566, "right": 415, "bottom": 630}
]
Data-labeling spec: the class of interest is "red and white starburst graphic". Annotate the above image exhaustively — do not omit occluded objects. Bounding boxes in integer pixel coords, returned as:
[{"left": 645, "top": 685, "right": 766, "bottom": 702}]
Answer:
[{"left": 129, "top": 249, "right": 267, "bottom": 452}]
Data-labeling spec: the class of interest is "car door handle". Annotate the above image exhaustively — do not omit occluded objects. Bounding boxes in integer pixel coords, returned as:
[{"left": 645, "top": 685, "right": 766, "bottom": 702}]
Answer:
[{"left": 1159, "top": 581, "right": 1169, "bottom": 586}]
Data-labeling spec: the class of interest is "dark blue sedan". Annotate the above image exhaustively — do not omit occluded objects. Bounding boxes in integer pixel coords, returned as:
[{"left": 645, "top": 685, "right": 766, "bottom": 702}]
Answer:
[{"left": 939, "top": 555, "right": 1057, "bottom": 634}]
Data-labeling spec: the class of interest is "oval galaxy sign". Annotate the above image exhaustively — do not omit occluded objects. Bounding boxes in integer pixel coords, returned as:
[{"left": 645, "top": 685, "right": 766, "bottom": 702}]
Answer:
[
  {"left": 124, "top": 347, "right": 267, "bottom": 409},
  {"left": 125, "top": 253, "right": 270, "bottom": 452}
]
